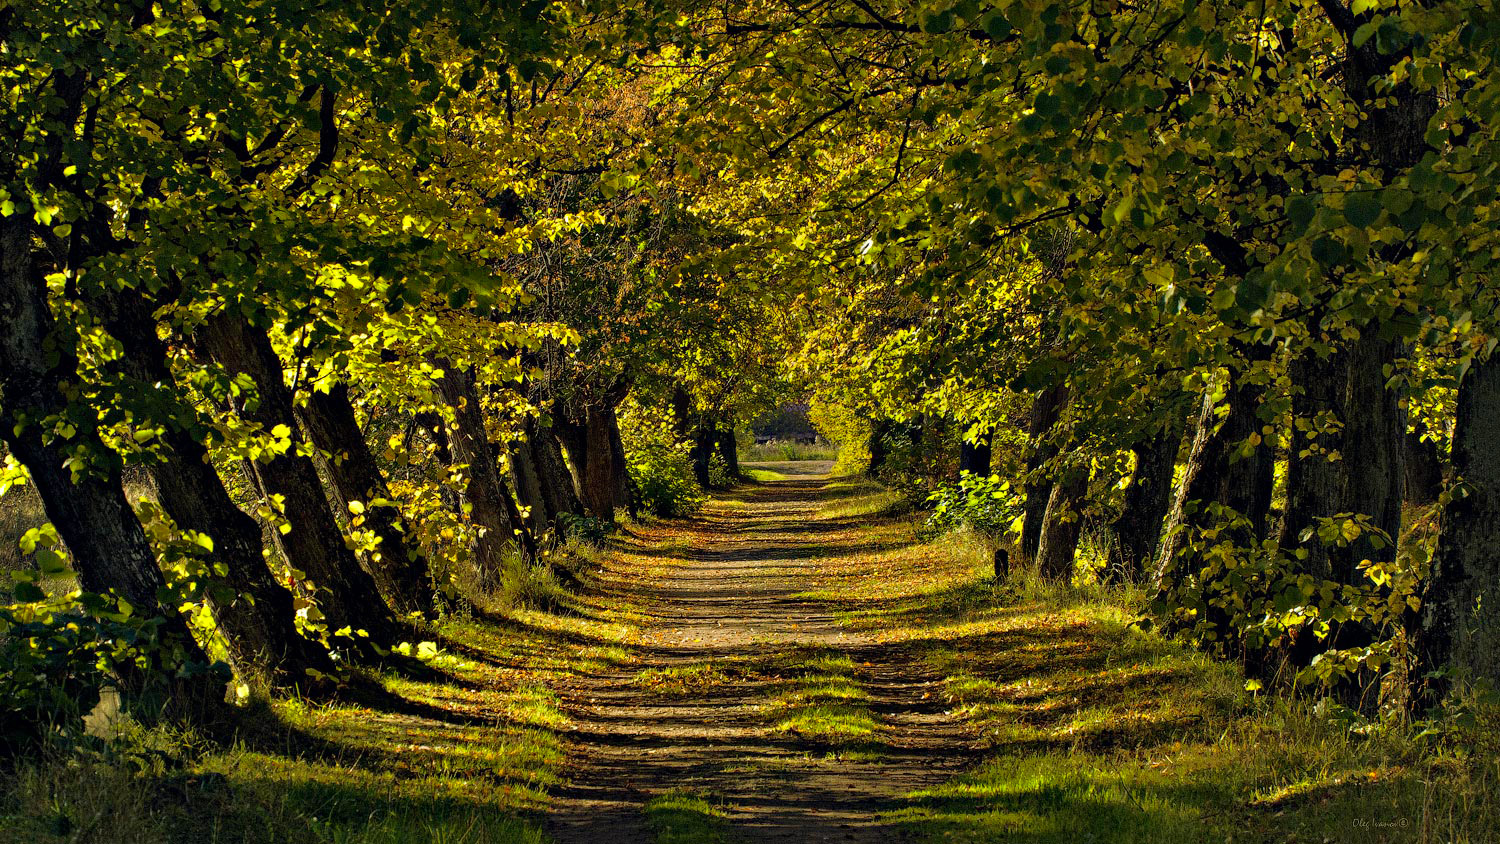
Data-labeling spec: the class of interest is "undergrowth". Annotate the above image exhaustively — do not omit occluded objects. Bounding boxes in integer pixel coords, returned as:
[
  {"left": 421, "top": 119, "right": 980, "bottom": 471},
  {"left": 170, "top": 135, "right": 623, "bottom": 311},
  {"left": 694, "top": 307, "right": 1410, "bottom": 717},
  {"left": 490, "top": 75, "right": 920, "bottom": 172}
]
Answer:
[{"left": 0, "top": 551, "right": 648, "bottom": 844}]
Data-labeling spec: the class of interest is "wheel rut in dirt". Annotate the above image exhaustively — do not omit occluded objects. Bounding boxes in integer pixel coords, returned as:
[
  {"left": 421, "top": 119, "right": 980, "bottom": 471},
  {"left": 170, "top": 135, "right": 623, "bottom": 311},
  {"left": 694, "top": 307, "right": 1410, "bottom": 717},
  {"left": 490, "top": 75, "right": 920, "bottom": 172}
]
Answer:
[{"left": 545, "top": 462, "right": 978, "bottom": 843}]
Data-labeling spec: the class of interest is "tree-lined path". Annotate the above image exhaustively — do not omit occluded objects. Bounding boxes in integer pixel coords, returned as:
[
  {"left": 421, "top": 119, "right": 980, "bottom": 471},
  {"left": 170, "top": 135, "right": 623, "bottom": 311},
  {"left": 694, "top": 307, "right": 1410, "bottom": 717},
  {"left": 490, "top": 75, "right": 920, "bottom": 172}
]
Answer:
[
  {"left": 5, "top": 1, "right": 1500, "bottom": 840},
  {"left": 548, "top": 463, "right": 977, "bottom": 842}
]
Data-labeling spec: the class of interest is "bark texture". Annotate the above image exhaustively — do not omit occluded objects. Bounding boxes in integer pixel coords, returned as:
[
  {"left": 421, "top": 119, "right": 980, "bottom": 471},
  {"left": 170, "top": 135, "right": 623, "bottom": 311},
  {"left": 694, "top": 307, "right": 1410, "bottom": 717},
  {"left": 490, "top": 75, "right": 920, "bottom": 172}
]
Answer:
[
  {"left": 1035, "top": 467, "right": 1088, "bottom": 581},
  {"left": 1413, "top": 352, "right": 1500, "bottom": 706},
  {"left": 1155, "top": 377, "right": 1273, "bottom": 583},
  {"left": 1403, "top": 427, "right": 1444, "bottom": 505},
  {"left": 299, "top": 383, "right": 434, "bottom": 618},
  {"left": 1021, "top": 385, "right": 1069, "bottom": 561},
  {"left": 91, "top": 287, "right": 332, "bottom": 687},
  {"left": 1106, "top": 418, "right": 1183, "bottom": 583},
  {"left": 559, "top": 397, "right": 632, "bottom": 520},
  {"left": 1, "top": 215, "right": 228, "bottom": 723},
  {"left": 434, "top": 360, "right": 535, "bottom": 583},
  {"left": 1277, "top": 335, "right": 1405, "bottom": 704},
  {"left": 198, "top": 313, "right": 398, "bottom": 648}
]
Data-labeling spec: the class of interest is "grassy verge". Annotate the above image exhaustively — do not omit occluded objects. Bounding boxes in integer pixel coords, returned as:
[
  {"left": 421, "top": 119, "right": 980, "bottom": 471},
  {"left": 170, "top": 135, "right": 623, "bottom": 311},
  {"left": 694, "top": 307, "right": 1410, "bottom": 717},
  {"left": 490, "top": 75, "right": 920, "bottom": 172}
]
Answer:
[
  {"left": 0, "top": 541, "right": 646, "bottom": 844},
  {"left": 797, "top": 481, "right": 1500, "bottom": 844}
]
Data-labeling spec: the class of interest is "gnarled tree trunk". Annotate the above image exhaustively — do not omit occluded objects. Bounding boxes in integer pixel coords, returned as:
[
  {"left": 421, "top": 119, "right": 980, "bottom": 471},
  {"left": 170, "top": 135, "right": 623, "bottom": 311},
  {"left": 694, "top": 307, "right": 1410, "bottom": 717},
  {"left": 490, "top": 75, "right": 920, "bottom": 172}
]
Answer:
[
  {"left": 535, "top": 419, "right": 585, "bottom": 525},
  {"left": 298, "top": 383, "right": 434, "bottom": 618},
  {"left": 197, "top": 313, "right": 398, "bottom": 650},
  {"left": 90, "top": 287, "right": 332, "bottom": 689},
  {"left": 559, "top": 395, "right": 632, "bottom": 520},
  {"left": 1, "top": 217, "right": 229, "bottom": 724},
  {"left": 433, "top": 360, "right": 535, "bottom": 586}
]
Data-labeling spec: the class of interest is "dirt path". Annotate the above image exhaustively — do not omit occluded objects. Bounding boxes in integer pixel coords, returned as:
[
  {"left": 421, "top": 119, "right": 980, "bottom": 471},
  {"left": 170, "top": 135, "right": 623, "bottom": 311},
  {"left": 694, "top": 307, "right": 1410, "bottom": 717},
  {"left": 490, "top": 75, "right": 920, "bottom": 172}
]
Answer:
[{"left": 545, "top": 463, "right": 978, "bottom": 843}]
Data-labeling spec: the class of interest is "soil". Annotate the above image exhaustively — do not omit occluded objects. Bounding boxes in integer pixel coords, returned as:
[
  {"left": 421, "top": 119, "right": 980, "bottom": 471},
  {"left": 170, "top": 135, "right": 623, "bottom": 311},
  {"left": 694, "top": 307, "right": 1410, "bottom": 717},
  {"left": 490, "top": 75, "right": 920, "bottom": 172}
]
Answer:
[{"left": 545, "top": 462, "right": 979, "bottom": 843}]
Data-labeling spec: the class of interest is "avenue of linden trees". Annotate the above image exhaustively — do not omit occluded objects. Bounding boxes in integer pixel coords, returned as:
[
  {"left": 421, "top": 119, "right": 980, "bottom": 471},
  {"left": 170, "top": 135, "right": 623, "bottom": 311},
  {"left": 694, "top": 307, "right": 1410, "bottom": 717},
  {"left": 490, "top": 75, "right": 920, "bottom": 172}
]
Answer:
[{"left": 2, "top": 1, "right": 1500, "bottom": 842}]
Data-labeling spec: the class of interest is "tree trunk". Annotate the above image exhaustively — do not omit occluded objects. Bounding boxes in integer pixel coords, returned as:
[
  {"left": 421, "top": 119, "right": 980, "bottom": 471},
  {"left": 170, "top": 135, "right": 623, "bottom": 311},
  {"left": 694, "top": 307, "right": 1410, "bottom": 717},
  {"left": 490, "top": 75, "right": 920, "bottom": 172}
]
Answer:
[
  {"left": 433, "top": 360, "right": 535, "bottom": 585},
  {"left": 1403, "top": 426, "right": 1444, "bottom": 505},
  {"left": 0, "top": 217, "right": 229, "bottom": 724},
  {"left": 510, "top": 422, "right": 550, "bottom": 536},
  {"left": 1413, "top": 350, "right": 1500, "bottom": 708},
  {"left": 866, "top": 419, "right": 891, "bottom": 477},
  {"left": 717, "top": 426, "right": 740, "bottom": 479},
  {"left": 1277, "top": 335, "right": 1404, "bottom": 706},
  {"left": 1021, "top": 384, "right": 1069, "bottom": 561},
  {"left": 958, "top": 427, "right": 993, "bottom": 476},
  {"left": 610, "top": 410, "right": 641, "bottom": 519},
  {"left": 1155, "top": 375, "right": 1273, "bottom": 583},
  {"left": 690, "top": 421, "right": 715, "bottom": 488},
  {"left": 582, "top": 404, "right": 630, "bottom": 517},
  {"left": 299, "top": 383, "right": 435, "bottom": 618},
  {"left": 1278, "top": 348, "right": 1349, "bottom": 579},
  {"left": 557, "top": 390, "right": 632, "bottom": 521},
  {"left": 535, "top": 420, "right": 585, "bottom": 524},
  {"left": 1036, "top": 466, "right": 1088, "bottom": 581},
  {"left": 90, "top": 287, "right": 332, "bottom": 689},
  {"left": 1106, "top": 417, "right": 1183, "bottom": 583},
  {"left": 197, "top": 313, "right": 398, "bottom": 650},
  {"left": 512, "top": 415, "right": 589, "bottom": 538},
  {"left": 1340, "top": 334, "right": 1405, "bottom": 581}
]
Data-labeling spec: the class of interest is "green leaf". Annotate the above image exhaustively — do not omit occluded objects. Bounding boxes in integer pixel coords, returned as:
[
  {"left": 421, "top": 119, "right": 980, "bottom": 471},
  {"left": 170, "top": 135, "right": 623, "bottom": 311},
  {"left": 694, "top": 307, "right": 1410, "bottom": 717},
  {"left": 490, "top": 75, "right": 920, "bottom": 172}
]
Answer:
[
  {"left": 1381, "top": 187, "right": 1414, "bottom": 216},
  {"left": 12, "top": 581, "right": 46, "bottom": 602},
  {"left": 1343, "top": 192, "right": 1381, "bottom": 229},
  {"left": 36, "top": 548, "right": 69, "bottom": 575},
  {"left": 922, "top": 10, "right": 955, "bottom": 34},
  {"left": 1286, "top": 195, "right": 1317, "bottom": 232}
]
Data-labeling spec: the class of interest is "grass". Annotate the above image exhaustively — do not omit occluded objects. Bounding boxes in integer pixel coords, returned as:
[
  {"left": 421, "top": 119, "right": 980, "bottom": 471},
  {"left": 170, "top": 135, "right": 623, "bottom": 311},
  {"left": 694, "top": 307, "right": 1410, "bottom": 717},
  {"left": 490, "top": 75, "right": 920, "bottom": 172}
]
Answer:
[
  {"left": 644, "top": 788, "right": 735, "bottom": 844},
  {"left": 739, "top": 441, "right": 838, "bottom": 462},
  {"left": 632, "top": 662, "right": 736, "bottom": 695},
  {"left": 743, "top": 466, "right": 791, "bottom": 482},
  {"left": 764, "top": 650, "right": 879, "bottom": 752}
]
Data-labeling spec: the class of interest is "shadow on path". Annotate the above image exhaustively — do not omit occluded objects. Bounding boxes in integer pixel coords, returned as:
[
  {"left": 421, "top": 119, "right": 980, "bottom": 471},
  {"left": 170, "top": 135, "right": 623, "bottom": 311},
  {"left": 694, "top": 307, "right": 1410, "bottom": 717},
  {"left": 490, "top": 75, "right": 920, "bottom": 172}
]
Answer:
[{"left": 544, "top": 461, "right": 979, "bottom": 843}]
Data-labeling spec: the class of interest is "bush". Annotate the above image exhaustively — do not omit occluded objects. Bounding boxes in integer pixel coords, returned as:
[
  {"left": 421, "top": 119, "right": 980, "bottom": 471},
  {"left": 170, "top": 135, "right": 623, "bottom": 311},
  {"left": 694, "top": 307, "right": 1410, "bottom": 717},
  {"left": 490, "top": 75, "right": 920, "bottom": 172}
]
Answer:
[
  {"left": 558, "top": 513, "right": 613, "bottom": 547},
  {"left": 630, "top": 444, "right": 707, "bottom": 517},
  {"left": 922, "top": 472, "right": 1023, "bottom": 540},
  {"left": 706, "top": 454, "right": 737, "bottom": 488},
  {"left": 0, "top": 585, "right": 202, "bottom": 755}
]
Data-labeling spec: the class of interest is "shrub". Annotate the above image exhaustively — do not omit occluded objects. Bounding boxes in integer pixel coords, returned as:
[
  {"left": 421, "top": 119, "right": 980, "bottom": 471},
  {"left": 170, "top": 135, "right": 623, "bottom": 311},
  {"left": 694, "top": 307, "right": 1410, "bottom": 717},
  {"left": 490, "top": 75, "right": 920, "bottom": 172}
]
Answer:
[
  {"left": 922, "top": 472, "right": 1023, "bottom": 540},
  {"left": 558, "top": 513, "right": 613, "bottom": 547},
  {"left": 629, "top": 444, "right": 706, "bottom": 518},
  {"left": 706, "top": 454, "right": 737, "bottom": 488},
  {"left": 0, "top": 584, "right": 204, "bottom": 755}
]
